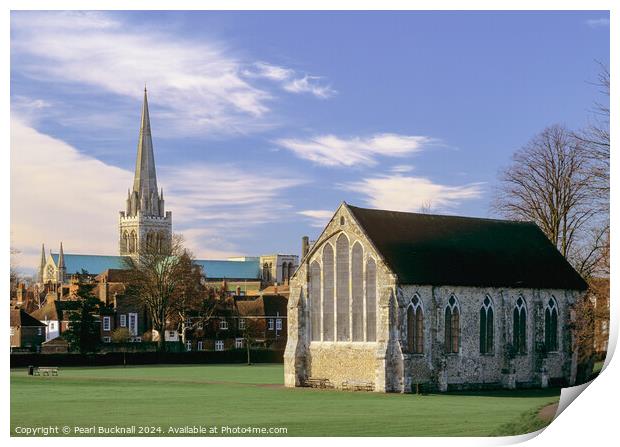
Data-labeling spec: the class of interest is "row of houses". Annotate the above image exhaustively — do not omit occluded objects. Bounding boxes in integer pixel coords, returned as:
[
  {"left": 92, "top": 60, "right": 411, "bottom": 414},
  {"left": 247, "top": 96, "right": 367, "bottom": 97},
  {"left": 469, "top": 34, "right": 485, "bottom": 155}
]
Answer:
[{"left": 10, "top": 266, "right": 289, "bottom": 353}]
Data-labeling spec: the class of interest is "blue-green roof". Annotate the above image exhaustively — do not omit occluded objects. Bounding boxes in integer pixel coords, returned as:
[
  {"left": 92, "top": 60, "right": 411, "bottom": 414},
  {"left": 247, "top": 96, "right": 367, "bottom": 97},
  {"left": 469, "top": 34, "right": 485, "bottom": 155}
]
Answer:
[
  {"left": 194, "top": 259, "right": 260, "bottom": 280},
  {"left": 52, "top": 253, "right": 126, "bottom": 275},
  {"left": 52, "top": 253, "right": 260, "bottom": 280}
]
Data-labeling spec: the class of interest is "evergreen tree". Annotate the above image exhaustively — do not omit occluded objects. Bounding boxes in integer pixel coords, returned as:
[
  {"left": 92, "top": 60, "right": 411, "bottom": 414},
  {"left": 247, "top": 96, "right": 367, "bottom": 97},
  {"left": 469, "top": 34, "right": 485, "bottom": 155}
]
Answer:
[{"left": 64, "top": 277, "right": 101, "bottom": 354}]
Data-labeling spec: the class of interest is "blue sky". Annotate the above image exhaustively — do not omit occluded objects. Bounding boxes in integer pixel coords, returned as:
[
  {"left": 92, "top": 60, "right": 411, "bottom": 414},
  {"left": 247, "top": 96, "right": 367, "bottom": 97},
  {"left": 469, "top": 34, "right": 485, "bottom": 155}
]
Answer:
[{"left": 10, "top": 10, "right": 609, "bottom": 271}]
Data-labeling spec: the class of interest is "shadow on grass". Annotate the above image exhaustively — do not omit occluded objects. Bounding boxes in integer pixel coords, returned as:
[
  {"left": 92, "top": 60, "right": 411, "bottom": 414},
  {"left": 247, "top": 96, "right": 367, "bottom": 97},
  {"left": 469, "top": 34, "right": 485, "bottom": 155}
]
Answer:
[
  {"left": 427, "top": 387, "right": 562, "bottom": 399},
  {"left": 490, "top": 402, "right": 556, "bottom": 436}
]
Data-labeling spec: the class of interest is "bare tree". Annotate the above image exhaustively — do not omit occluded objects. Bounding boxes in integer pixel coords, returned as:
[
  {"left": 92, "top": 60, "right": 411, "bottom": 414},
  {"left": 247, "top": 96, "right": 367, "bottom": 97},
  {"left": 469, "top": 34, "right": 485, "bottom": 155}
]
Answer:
[
  {"left": 10, "top": 246, "right": 21, "bottom": 295},
  {"left": 574, "top": 62, "right": 610, "bottom": 211},
  {"left": 418, "top": 200, "right": 433, "bottom": 214},
  {"left": 123, "top": 234, "right": 202, "bottom": 351},
  {"left": 240, "top": 317, "right": 263, "bottom": 365},
  {"left": 170, "top": 282, "right": 219, "bottom": 345},
  {"left": 493, "top": 125, "right": 601, "bottom": 272}
]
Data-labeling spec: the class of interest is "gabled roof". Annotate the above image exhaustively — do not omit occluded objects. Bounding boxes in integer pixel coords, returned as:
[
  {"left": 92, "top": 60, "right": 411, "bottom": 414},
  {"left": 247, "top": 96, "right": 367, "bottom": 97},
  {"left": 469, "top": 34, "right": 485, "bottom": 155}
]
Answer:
[
  {"left": 31, "top": 299, "right": 81, "bottom": 322},
  {"left": 347, "top": 204, "right": 587, "bottom": 290},
  {"left": 194, "top": 259, "right": 260, "bottom": 280},
  {"left": 236, "top": 295, "right": 287, "bottom": 317},
  {"left": 10, "top": 308, "right": 46, "bottom": 327}
]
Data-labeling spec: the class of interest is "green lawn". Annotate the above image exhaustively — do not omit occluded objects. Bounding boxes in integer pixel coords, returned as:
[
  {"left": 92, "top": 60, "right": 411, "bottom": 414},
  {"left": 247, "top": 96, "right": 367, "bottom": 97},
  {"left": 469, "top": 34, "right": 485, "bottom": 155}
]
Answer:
[{"left": 11, "top": 364, "right": 560, "bottom": 436}]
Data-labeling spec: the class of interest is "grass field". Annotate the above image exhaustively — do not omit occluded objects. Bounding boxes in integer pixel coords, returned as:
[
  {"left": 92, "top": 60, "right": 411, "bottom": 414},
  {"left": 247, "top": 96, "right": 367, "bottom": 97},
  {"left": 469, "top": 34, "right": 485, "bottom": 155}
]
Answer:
[{"left": 11, "top": 364, "right": 560, "bottom": 437}]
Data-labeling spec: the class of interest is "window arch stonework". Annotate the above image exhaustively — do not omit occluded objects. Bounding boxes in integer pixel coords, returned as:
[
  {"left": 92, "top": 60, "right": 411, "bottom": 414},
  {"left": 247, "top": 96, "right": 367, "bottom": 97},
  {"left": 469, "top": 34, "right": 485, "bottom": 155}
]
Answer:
[
  {"left": 445, "top": 295, "right": 460, "bottom": 353},
  {"left": 480, "top": 296, "right": 494, "bottom": 354},
  {"left": 365, "top": 257, "right": 377, "bottom": 342},
  {"left": 513, "top": 296, "right": 527, "bottom": 354},
  {"left": 407, "top": 295, "right": 424, "bottom": 354},
  {"left": 544, "top": 297, "right": 559, "bottom": 352},
  {"left": 322, "top": 244, "right": 335, "bottom": 341},
  {"left": 336, "top": 234, "right": 350, "bottom": 341},
  {"left": 351, "top": 242, "right": 364, "bottom": 341},
  {"left": 310, "top": 261, "right": 321, "bottom": 341}
]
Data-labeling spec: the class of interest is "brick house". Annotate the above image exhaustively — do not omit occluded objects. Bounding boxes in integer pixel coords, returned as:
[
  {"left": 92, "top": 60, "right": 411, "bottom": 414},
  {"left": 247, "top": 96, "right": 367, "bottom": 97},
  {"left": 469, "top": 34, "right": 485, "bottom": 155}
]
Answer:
[{"left": 10, "top": 308, "right": 46, "bottom": 351}]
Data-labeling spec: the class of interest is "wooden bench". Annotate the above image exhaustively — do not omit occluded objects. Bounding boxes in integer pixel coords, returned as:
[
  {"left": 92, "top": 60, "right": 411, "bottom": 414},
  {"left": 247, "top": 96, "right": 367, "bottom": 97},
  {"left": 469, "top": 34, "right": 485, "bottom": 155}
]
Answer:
[
  {"left": 342, "top": 380, "right": 374, "bottom": 391},
  {"left": 33, "top": 366, "right": 59, "bottom": 376},
  {"left": 305, "top": 377, "right": 333, "bottom": 389}
]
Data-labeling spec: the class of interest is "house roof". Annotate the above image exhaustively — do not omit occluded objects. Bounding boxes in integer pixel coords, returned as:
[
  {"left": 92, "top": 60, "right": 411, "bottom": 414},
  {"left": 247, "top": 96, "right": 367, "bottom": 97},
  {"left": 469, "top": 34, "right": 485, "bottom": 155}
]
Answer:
[
  {"left": 236, "top": 295, "right": 287, "bottom": 317},
  {"left": 31, "top": 299, "right": 81, "bottom": 322},
  {"left": 194, "top": 259, "right": 260, "bottom": 280},
  {"left": 347, "top": 204, "right": 588, "bottom": 290},
  {"left": 10, "top": 308, "right": 46, "bottom": 327}
]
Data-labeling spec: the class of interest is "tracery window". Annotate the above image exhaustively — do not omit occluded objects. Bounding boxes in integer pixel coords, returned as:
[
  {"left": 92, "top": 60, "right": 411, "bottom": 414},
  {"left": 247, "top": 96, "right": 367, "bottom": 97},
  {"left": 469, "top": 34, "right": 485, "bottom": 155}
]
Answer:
[
  {"left": 513, "top": 296, "right": 527, "bottom": 354},
  {"left": 545, "top": 297, "right": 559, "bottom": 352},
  {"left": 445, "top": 295, "right": 460, "bottom": 353},
  {"left": 480, "top": 296, "right": 494, "bottom": 354},
  {"left": 407, "top": 295, "right": 424, "bottom": 353}
]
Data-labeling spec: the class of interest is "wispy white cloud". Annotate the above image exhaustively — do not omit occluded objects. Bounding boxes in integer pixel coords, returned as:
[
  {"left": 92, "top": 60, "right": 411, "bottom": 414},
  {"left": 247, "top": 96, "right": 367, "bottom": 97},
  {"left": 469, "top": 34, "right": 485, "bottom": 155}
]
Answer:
[
  {"left": 586, "top": 17, "right": 610, "bottom": 28},
  {"left": 275, "top": 133, "right": 434, "bottom": 167},
  {"left": 297, "top": 209, "right": 334, "bottom": 227},
  {"left": 11, "top": 11, "right": 333, "bottom": 136},
  {"left": 341, "top": 174, "right": 483, "bottom": 213},
  {"left": 11, "top": 118, "right": 132, "bottom": 271},
  {"left": 390, "top": 164, "right": 415, "bottom": 173},
  {"left": 244, "top": 62, "right": 336, "bottom": 99},
  {"left": 10, "top": 118, "right": 307, "bottom": 271}
]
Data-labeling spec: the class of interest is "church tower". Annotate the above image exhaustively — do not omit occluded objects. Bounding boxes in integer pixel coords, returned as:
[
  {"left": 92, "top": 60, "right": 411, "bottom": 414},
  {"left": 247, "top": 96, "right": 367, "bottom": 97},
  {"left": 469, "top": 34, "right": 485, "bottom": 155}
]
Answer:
[{"left": 119, "top": 88, "right": 172, "bottom": 256}]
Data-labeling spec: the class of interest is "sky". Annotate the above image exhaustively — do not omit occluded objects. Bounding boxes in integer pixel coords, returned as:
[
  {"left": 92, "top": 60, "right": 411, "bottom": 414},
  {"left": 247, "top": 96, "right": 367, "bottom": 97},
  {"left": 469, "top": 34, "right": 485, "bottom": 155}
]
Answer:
[{"left": 10, "top": 10, "right": 610, "bottom": 274}]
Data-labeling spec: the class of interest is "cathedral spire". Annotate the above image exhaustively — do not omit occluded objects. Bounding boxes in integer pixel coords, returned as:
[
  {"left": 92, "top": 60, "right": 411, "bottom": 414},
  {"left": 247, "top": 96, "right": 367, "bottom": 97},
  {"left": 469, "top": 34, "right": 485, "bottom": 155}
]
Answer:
[
  {"left": 58, "top": 242, "right": 65, "bottom": 270},
  {"left": 58, "top": 242, "right": 66, "bottom": 284},
  {"left": 132, "top": 87, "right": 158, "bottom": 199},
  {"left": 38, "top": 243, "right": 46, "bottom": 283}
]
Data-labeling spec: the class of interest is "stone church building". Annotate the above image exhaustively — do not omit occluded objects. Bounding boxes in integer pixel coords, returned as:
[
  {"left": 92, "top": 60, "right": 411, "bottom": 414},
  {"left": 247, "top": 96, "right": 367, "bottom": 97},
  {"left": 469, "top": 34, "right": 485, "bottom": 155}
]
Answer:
[{"left": 285, "top": 203, "right": 587, "bottom": 392}]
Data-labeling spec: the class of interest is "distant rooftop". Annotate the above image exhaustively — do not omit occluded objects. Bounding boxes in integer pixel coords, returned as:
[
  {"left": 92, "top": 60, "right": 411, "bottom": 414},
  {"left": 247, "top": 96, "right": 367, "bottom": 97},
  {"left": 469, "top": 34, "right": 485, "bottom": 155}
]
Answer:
[{"left": 50, "top": 253, "right": 261, "bottom": 280}]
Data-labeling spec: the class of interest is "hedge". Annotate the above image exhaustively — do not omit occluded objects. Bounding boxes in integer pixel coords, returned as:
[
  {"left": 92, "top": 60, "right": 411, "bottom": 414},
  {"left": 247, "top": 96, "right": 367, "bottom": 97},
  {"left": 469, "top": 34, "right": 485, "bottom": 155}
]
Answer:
[{"left": 10, "top": 349, "right": 284, "bottom": 368}]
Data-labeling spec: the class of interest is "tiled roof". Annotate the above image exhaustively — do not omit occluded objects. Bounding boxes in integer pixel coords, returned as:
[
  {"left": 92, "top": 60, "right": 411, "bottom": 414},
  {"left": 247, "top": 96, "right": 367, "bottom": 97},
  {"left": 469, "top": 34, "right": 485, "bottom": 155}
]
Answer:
[
  {"left": 348, "top": 204, "right": 588, "bottom": 290},
  {"left": 10, "top": 308, "right": 46, "bottom": 327}
]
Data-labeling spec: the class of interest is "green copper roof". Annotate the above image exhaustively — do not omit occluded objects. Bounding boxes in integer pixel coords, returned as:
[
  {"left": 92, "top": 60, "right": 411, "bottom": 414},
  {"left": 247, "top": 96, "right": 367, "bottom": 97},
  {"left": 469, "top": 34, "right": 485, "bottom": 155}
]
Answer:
[
  {"left": 51, "top": 253, "right": 260, "bottom": 280},
  {"left": 51, "top": 253, "right": 126, "bottom": 275}
]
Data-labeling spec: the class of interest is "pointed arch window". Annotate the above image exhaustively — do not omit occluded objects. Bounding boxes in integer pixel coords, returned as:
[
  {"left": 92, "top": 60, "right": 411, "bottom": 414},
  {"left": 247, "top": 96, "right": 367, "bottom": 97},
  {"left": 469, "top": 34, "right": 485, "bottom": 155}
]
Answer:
[
  {"left": 513, "top": 296, "right": 527, "bottom": 354},
  {"left": 445, "top": 296, "right": 460, "bottom": 353},
  {"left": 351, "top": 242, "right": 364, "bottom": 341},
  {"left": 322, "top": 244, "right": 334, "bottom": 341},
  {"left": 310, "top": 261, "right": 321, "bottom": 341},
  {"left": 407, "top": 295, "right": 424, "bottom": 354},
  {"left": 480, "top": 296, "right": 494, "bottom": 354},
  {"left": 336, "top": 234, "right": 350, "bottom": 341},
  {"left": 545, "top": 297, "right": 559, "bottom": 352},
  {"left": 365, "top": 258, "right": 377, "bottom": 342}
]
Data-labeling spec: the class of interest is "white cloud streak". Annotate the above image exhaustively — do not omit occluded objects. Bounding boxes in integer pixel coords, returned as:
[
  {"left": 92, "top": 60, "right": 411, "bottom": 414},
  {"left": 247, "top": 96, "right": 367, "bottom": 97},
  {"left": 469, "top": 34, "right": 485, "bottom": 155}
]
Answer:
[
  {"left": 341, "top": 174, "right": 483, "bottom": 213},
  {"left": 11, "top": 11, "right": 333, "bottom": 136},
  {"left": 297, "top": 209, "right": 335, "bottom": 227},
  {"left": 244, "top": 62, "right": 336, "bottom": 99},
  {"left": 275, "top": 133, "right": 433, "bottom": 167},
  {"left": 585, "top": 18, "right": 610, "bottom": 28}
]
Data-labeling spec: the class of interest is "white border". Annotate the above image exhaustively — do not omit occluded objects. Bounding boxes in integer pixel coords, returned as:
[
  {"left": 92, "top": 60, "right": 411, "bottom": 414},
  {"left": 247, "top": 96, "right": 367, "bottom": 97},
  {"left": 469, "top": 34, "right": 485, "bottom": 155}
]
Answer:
[{"left": 3, "top": 2, "right": 616, "bottom": 447}]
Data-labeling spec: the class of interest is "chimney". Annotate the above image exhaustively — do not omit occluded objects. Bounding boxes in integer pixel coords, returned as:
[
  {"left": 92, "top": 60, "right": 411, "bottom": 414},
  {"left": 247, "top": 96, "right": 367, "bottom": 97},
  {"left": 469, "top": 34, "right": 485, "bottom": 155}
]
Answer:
[{"left": 301, "top": 236, "right": 309, "bottom": 258}]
